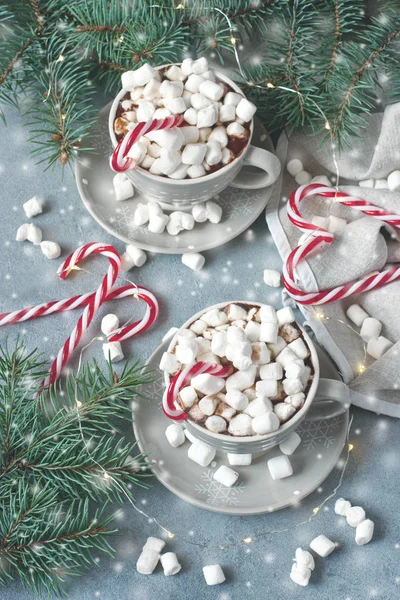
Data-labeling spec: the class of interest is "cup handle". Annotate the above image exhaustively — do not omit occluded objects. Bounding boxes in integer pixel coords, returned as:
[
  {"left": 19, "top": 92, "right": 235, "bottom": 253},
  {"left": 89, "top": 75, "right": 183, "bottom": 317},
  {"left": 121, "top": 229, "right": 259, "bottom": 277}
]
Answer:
[
  {"left": 229, "top": 145, "right": 281, "bottom": 190},
  {"left": 304, "top": 378, "right": 350, "bottom": 422}
]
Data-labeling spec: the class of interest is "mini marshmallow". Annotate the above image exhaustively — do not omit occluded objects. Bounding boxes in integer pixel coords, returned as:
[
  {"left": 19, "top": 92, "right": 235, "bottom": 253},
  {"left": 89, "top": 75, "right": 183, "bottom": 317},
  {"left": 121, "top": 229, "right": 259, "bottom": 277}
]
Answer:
[
  {"left": 181, "top": 126, "right": 200, "bottom": 145},
  {"left": 23, "top": 196, "right": 43, "bottom": 218},
  {"left": 374, "top": 179, "right": 388, "bottom": 189},
  {"left": 192, "top": 57, "right": 208, "bottom": 75},
  {"left": 286, "top": 158, "right": 303, "bottom": 176},
  {"left": 181, "top": 58, "right": 194, "bottom": 76},
  {"left": 189, "top": 404, "right": 205, "bottom": 421},
  {"left": 202, "top": 70, "right": 215, "bottom": 81},
  {"left": 182, "top": 143, "right": 207, "bottom": 165},
  {"left": 120, "top": 252, "right": 135, "bottom": 271},
  {"left": 346, "top": 506, "right": 366, "bottom": 527},
  {"left": 160, "top": 79, "right": 184, "bottom": 99},
  {"left": 309, "top": 535, "right": 335, "bottom": 557},
  {"left": 182, "top": 252, "right": 205, "bottom": 271},
  {"left": 346, "top": 304, "right": 369, "bottom": 327},
  {"left": 136, "top": 100, "right": 156, "bottom": 122},
  {"left": 226, "top": 304, "right": 247, "bottom": 321},
  {"left": 143, "top": 537, "right": 166, "bottom": 553},
  {"left": 285, "top": 392, "right": 305, "bottom": 409},
  {"left": 225, "top": 389, "right": 249, "bottom": 411},
  {"left": 149, "top": 159, "right": 162, "bottom": 175},
  {"left": 182, "top": 90, "right": 193, "bottom": 107},
  {"left": 268, "top": 455, "right": 293, "bottom": 480},
  {"left": 274, "top": 402, "right": 296, "bottom": 423},
  {"left": 126, "top": 244, "right": 147, "bottom": 267},
  {"left": 227, "top": 453, "right": 252, "bottom": 466},
  {"left": 192, "top": 203, "right": 208, "bottom": 223},
  {"left": 245, "top": 397, "right": 272, "bottom": 417},
  {"left": 113, "top": 173, "right": 134, "bottom": 202},
  {"left": 259, "top": 305, "right": 277, "bottom": 323},
  {"left": 244, "top": 320, "right": 261, "bottom": 342},
  {"left": 122, "top": 64, "right": 155, "bottom": 89},
  {"left": 16, "top": 223, "right": 29, "bottom": 242},
  {"left": 133, "top": 204, "right": 149, "bottom": 228},
  {"left": 360, "top": 317, "right": 382, "bottom": 342},
  {"left": 295, "top": 171, "right": 312, "bottom": 185},
  {"left": 335, "top": 498, "right": 352, "bottom": 516},
  {"left": 206, "top": 201, "right": 222, "bottom": 223},
  {"left": 40, "top": 241, "right": 61, "bottom": 259},
  {"left": 388, "top": 170, "right": 400, "bottom": 191},
  {"left": 312, "top": 175, "right": 331, "bottom": 186},
  {"left": 213, "top": 465, "right": 239, "bottom": 487},
  {"left": 199, "top": 395, "right": 218, "bottom": 416},
  {"left": 187, "top": 164, "right": 206, "bottom": 178},
  {"left": 184, "top": 428, "right": 197, "bottom": 444},
  {"left": 184, "top": 107, "right": 198, "bottom": 125},
  {"left": 209, "top": 126, "right": 228, "bottom": 148},
  {"left": 165, "top": 64, "right": 185, "bottom": 81},
  {"left": 191, "top": 319, "right": 208, "bottom": 335},
  {"left": 205, "top": 141, "right": 222, "bottom": 165},
  {"left": 328, "top": 215, "right": 347, "bottom": 233},
  {"left": 269, "top": 336, "right": 287, "bottom": 358},
  {"left": 263, "top": 269, "right": 281, "bottom": 288},
  {"left": 367, "top": 336, "right": 393, "bottom": 359},
  {"left": 355, "top": 519, "right": 374, "bottom": 545},
  {"left": 166, "top": 97, "right": 187, "bottom": 114},
  {"left": 259, "top": 322, "right": 278, "bottom": 344},
  {"left": 290, "top": 563, "right": 311, "bottom": 587},
  {"left": 226, "top": 122, "right": 245, "bottom": 137},
  {"left": 277, "top": 307, "right": 295, "bottom": 325},
  {"left": 143, "top": 78, "right": 161, "bottom": 99},
  {"left": 27, "top": 223, "right": 42, "bottom": 245},
  {"left": 283, "top": 378, "right": 303, "bottom": 395},
  {"left": 179, "top": 386, "right": 198, "bottom": 409},
  {"left": 359, "top": 178, "right": 374, "bottom": 188},
  {"left": 256, "top": 379, "right": 278, "bottom": 399},
  {"left": 288, "top": 338, "right": 309, "bottom": 361},
  {"left": 203, "top": 310, "right": 229, "bottom": 327},
  {"left": 211, "top": 331, "right": 227, "bottom": 357},
  {"left": 224, "top": 91, "right": 242, "bottom": 106},
  {"left": 251, "top": 342, "right": 270, "bottom": 365},
  {"left": 159, "top": 351, "right": 180, "bottom": 374},
  {"left": 236, "top": 97, "right": 257, "bottom": 122},
  {"left": 136, "top": 548, "right": 160, "bottom": 575},
  {"left": 215, "top": 403, "right": 236, "bottom": 421},
  {"left": 199, "top": 80, "right": 224, "bottom": 102},
  {"left": 188, "top": 440, "right": 216, "bottom": 467},
  {"left": 260, "top": 362, "right": 283, "bottom": 380},
  {"left": 197, "top": 104, "right": 219, "bottom": 128},
  {"left": 252, "top": 411, "right": 279, "bottom": 435},
  {"left": 228, "top": 413, "right": 253, "bottom": 436},
  {"left": 185, "top": 74, "right": 205, "bottom": 93},
  {"left": 176, "top": 339, "right": 198, "bottom": 364},
  {"left": 295, "top": 548, "right": 315, "bottom": 571},
  {"left": 279, "top": 432, "right": 301, "bottom": 455},
  {"left": 226, "top": 365, "right": 257, "bottom": 392},
  {"left": 191, "top": 92, "right": 212, "bottom": 110},
  {"left": 203, "top": 564, "right": 225, "bottom": 586},
  {"left": 169, "top": 164, "right": 189, "bottom": 180},
  {"left": 205, "top": 415, "right": 227, "bottom": 433},
  {"left": 198, "top": 127, "right": 212, "bottom": 142},
  {"left": 147, "top": 143, "right": 162, "bottom": 158},
  {"left": 160, "top": 552, "right": 182, "bottom": 576},
  {"left": 158, "top": 148, "right": 182, "bottom": 175},
  {"left": 191, "top": 374, "right": 225, "bottom": 395},
  {"left": 101, "top": 313, "right": 119, "bottom": 336},
  {"left": 103, "top": 341, "right": 124, "bottom": 363},
  {"left": 219, "top": 104, "right": 236, "bottom": 123},
  {"left": 300, "top": 366, "right": 311, "bottom": 387}
]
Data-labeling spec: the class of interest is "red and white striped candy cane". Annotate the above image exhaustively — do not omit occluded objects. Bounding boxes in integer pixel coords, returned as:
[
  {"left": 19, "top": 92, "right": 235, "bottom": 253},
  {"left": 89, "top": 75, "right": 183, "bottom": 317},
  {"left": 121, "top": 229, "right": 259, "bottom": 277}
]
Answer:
[
  {"left": 41, "top": 242, "right": 121, "bottom": 389},
  {"left": 111, "top": 115, "right": 184, "bottom": 173},
  {"left": 283, "top": 183, "right": 400, "bottom": 305},
  {"left": 162, "top": 362, "right": 232, "bottom": 421}
]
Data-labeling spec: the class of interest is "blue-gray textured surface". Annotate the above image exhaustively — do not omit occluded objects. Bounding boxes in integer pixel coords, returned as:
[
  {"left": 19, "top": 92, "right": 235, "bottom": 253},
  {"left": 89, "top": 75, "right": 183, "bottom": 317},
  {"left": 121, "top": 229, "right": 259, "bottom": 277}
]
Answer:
[{"left": 1, "top": 105, "right": 399, "bottom": 600}]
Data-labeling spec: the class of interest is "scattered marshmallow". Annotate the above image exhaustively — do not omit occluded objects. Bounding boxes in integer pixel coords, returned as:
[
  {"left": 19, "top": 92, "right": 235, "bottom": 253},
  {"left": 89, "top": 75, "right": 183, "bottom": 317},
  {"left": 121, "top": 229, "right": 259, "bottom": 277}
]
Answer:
[
  {"left": 359, "top": 178, "right": 374, "bottom": 188},
  {"left": 16, "top": 223, "right": 29, "bottom": 242},
  {"left": 27, "top": 223, "right": 42, "bottom": 245},
  {"left": 295, "top": 548, "right": 315, "bottom": 571},
  {"left": 103, "top": 341, "right": 124, "bottom": 363},
  {"left": 40, "top": 241, "right": 61, "bottom": 259},
  {"left": 120, "top": 252, "right": 135, "bottom": 272},
  {"left": 143, "top": 537, "right": 166, "bottom": 553},
  {"left": 346, "top": 304, "right": 369, "bottom": 327},
  {"left": 360, "top": 317, "right": 382, "bottom": 342},
  {"left": 227, "top": 453, "right": 252, "bottom": 466},
  {"left": 286, "top": 159, "right": 303, "bottom": 177},
  {"left": 188, "top": 440, "right": 216, "bottom": 467},
  {"left": 23, "top": 196, "right": 43, "bottom": 218},
  {"left": 182, "top": 252, "right": 205, "bottom": 271},
  {"left": 263, "top": 269, "right": 281, "bottom": 288},
  {"left": 279, "top": 432, "right": 301, "bottom": 455},
  {"left": 309, "top": 535, "right": 335, "bottom": 557},
  {"left": 327, "top": 215, "right": 347, "bottom": 233},
  {"left": 374, "top": 179, "right": 388, "bottom": 189},
  {"left": 101, "top": 314, "right": 119, "bottom": 337},
  {"left": 136, "top": 548, "right": 160, "bottom": 575},
  {"left": 387, "top": 170, "right": 400, "bottom": 191},
  {"left": 295, "top": 171, "right": 312, "bottom": 185},
  {"left": 203, "top": 564, "right": 226, "bottom": 586},
  {"left": 346, "top": 506, "right": 366, "bottom": 528},
  {"left": 355, "top": 519, "right": 374, "bottom": 545},
  {"left": 126, "top": 244, "right": 147, "bottom": 267},
  {"left": 165, "top": 423, "right": 185, "bottom": 448},
  {"left": 367, "top": 336, "right": 393, "bottom": 360},
  {"left": 213, "top": 465, "right": 239, "bottom": 487},
  {"left": 113, "top": 173, "right": 134, "bottom": 201},
  {"left": 334, "top": 498, "right": 352, "bottom": 516},
  {"left": 160, "top": 552, "right": 182, "bottom": 576},
  {"left": 290, "top": 563, "right": 311, "bottom": 587},
  {"left": 267, "top": 455, "right": 293, "bottom": 480}
]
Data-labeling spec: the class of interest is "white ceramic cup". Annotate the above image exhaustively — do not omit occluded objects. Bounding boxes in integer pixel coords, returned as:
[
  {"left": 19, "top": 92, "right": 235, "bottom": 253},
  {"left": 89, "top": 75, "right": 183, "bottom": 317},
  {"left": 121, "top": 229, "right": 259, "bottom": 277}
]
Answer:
[
  {"left": 163, "top": 301, "right": 346, "bottom": 454},
  {"left": 109, "top": 65, "right": 281, "bottom": 209}
]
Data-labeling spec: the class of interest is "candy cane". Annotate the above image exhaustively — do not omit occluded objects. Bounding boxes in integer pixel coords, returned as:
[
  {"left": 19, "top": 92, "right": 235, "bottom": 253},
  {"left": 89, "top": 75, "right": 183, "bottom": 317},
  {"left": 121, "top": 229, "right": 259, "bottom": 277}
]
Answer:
[
  {"left": 283, "top": 183, "right": 400, "bottom": 305},
  {"left": 111, "top": 115, "right": 184, "bottom": 173},
  {"left": 162, "top": 362, "right": 232, "bottom": 421}
]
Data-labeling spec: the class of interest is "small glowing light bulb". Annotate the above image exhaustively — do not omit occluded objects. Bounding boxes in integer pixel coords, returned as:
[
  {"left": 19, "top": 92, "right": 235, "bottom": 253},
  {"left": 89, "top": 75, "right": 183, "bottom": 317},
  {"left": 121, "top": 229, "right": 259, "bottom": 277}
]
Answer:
[
  {"left": 266, "top": 82, "right": 275, "bottom": 89},
  {"left": 348, "top": 443, "right": 354, "bottom": 451},
  {"left": 167, "top": 531, "right": 175, "bottom": 539},
  {"left": 57, "top": 54, "right": 64, "bottom": 62},
  {"left": 243, "top": 537, "right": 252, "bottom": 544},
  {"left": 325, "top": 121, "right": 331, "bottom": 130},
  {"left": 76, "top": 400, "right": 82, "bottom": 408},
  {"left": 230, "top": 37, "right": 237, "bottom": 45},
  {"left": 315, "top": 311, "right": 325, "bottom": 321},
  {"left": 312, "top": 507, "right": 319, "bottom": 515},
  {"left": 358, "top": 363, "right": 366, "bottom": 374},
  {"left": 103, "top": 472, "right": 110, "bottom": 480}
]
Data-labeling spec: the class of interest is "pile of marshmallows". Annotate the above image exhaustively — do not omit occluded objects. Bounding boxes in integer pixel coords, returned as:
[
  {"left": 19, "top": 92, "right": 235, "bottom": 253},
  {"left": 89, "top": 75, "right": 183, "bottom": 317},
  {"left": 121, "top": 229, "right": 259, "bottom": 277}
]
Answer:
[
  {"left": 114, "top": 57, "right": 256, "bottom": 179},
  {"left": 15, "top": 196, "right": 61, "bottom": 259},
  {"left": 346, "top": 303, "right": 393, "bottom": 361},
  {"left": 160, "top": 303, "right": 313, "bottom": 439},
  {"left": 291, "top": 497, "right": 375, "bottom": 587}
]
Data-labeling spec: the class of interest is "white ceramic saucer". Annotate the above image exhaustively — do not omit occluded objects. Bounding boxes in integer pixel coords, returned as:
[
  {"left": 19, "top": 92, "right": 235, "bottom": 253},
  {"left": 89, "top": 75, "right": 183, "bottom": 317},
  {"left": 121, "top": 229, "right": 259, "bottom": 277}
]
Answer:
[
  {"left": 133, "top": 339, "right": 349, "bottom": 516},
  {"left": 75, "top": 104, "right": 276, "bottom": 254}
]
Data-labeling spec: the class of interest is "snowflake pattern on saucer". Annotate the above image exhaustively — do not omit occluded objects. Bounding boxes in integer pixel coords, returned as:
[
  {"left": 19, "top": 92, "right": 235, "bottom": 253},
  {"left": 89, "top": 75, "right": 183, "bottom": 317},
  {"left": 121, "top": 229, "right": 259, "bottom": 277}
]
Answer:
[
  {"left": 297, "top": 416, "right": 342, "bottom": 451},
  {"left": 195, "top": 470, "right": 246, "bottom": 506}
]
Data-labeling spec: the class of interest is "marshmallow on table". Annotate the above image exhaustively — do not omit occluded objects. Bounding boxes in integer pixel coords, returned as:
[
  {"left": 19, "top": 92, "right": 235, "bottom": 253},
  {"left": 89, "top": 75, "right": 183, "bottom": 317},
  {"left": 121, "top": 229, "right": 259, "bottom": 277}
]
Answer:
[
  {"left": 188, "top": 440, "right": 216, "bottom": 467},
  {"left": 295, "top": 548, "right": 315, "bottom": 570},
  {"left": 40, "top": 241, "right": 61, "bottom": 259},
  {"left": 359, "top": 178, "right": 374, "bottom": 188},
  {"left": 290, "top": 563, "right": 311, "bottom": 587},
  {"left": 192, "top": 203, "right": 207, "bottom": 223},
  {"left": 367, "top": 335, "right": 393, "bottom": 360},
  {"left": 295, "top": 171, "right": 312, "bottom": 185},
  {"left": 122, "top": 64, "right": 156, "bottom": 89},
  {"left": 136, "top": 548, "right": 160, "bottom": 575},
  {"left": 16, "top": 224, "right": 29, "bottom": 242},
  {"left": 346, "top": 304, "right": 369, "bottom": 327},
  {"left": 346, "top": 506, "right": 366, "bottom": 527},
  {"left": 206, "top": 201, "right": 222, "bottom": 223},
  {"left": 165, "top": 423, "right": 185, "bottom": 448},
  {"left": 387, "top": 170, "right": 400, "bottom": 191},
  {"left": 160, "top": 552, "right": 182, "bottom": 576},
  {"left": 103, "top": 341, "right": 124, "bottom": 363},
  {"left": 120, "top": 252, "right": 135, "bottom": 272},
  {"left": 113, "top": 173, "right": 134, "bottom": 202},
  {"left": 279, "top": 432, "right": 301, "bottom": 455},
  {"left": 203, "top": 565, "right": 225, "bottom": 586},
  {"left": 309, "top": 535, "right": 335, "bottom": 557},
  {"left": 263, "top": 269, "right": 281, "bottom": 288},
  {"left": 360, "top": 317, "right": 382, "bottom": 342},
  {"left": 101, "top": 313, "right": 119, "bottom": 336},
  {"left": 213, "top": 465, "right": 239, "bottom": 487},
  {"left": 23, "top": 196, "right": 43, "bottom": 218},
  {"left": 328, "top": 215, "right": 347, "bottom": 233},
  {"left": 252, "top": 412, "right": 279, "bottom": 435},
  {"left": 143, "top": 537, "right": 166, "bottom": 553},
  {"left": 268, "top": 455, "right": 293, "bottom": 480},
  {"left": 148, "top": 213, "right": 169, "bottom": 234},
  {"left": 27, "top": 223, "right": 42, "bottom": 245},
  {"left": 374, "top": 179, "right": 388, "bottom": 189},
  {"left": 286, "top": 158, "right": 303, "bottom": 177},
  {"left": 126, "top": 244, "right": 147, "bottom": 267},
  {"left": 182, "top": 252, "right": 205, "bottom": 271},
  {"left": 227, "top": 453, "right": 252, "bottom": 466},
  {"left": 334, "top": 497, "right": 351, "bottom": 516},
  {"left": 355, "top": 519, "right": 374, "bottom": 545}
]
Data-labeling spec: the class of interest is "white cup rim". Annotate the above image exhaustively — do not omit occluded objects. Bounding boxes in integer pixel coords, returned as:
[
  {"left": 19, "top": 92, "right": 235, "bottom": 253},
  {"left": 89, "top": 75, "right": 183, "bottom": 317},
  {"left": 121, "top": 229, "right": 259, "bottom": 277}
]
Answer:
[
  {"left": 108, "top": 64, "right": 254, "bottom": 184},
  {"left": 164, "top": 301, "right": 320, "bottom": 444}
]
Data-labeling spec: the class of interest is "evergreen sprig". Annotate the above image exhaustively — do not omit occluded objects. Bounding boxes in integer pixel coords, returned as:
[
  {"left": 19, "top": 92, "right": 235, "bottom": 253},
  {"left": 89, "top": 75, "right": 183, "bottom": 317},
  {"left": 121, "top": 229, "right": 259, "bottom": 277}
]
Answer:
[
  {"left": 0, "top": 340, "right": 153, "bottom": 594},
  {"left": 0, "top": 0, "right": 400, "bottom": 167}
]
